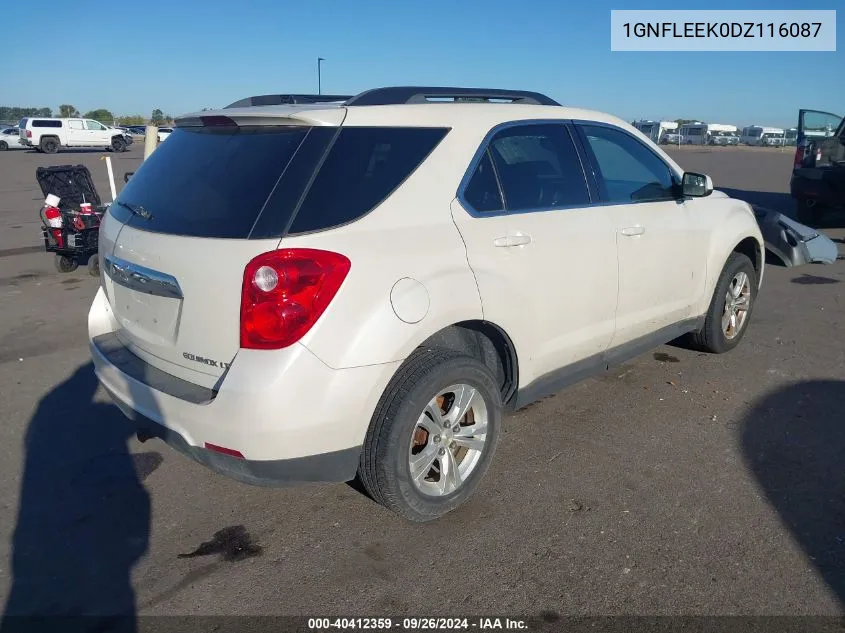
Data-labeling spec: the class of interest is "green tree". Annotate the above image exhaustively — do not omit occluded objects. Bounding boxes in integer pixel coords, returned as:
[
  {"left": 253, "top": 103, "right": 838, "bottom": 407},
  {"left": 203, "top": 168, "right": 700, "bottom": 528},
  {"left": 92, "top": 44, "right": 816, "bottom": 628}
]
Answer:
[
  {"left": 0, "top": 106, "right": 53, "bottom": 123},
  {"left": 117, "top": 115, "right": 145, "bottom": 126},
  {"left": 59, "top": 104, "right": 80, "bottom": 118},
  {"left": 674, "top": 118, "right": 698, "bottom": 125},
  {"left": 150, "top": 108, "right": 165, "bottom": 124},
  {"left": 83, "top": 108, "right": 114, "bottom": 122}
]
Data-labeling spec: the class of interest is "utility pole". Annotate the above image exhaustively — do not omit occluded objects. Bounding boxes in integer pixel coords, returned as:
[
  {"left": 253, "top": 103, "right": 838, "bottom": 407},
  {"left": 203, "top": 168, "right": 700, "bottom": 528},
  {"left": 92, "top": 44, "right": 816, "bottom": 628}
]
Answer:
[{"left": 317, "top": 57, "right": 325, "bottom": 95}]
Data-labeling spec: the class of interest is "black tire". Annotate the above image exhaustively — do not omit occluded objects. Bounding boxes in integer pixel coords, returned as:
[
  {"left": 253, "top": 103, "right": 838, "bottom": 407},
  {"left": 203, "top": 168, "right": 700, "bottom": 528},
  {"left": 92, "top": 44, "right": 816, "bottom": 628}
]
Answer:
[
  {"left": 795, "top": 198, "right": 824, "bottom": 227},
  {"left": 55, "top": 255, "right": 78, "bottom": 273},
  {"left": 358, "top": 349, "right": 502, "bottom": 522},
  {"left": 0, "top": 141, "right": 7, "bottom": 151},
  {"left": 87, "top": 254, "right": 101, "bottom": 277},
  {"left": 689, "top": 252, "right": 757, "bottom": 354},
  {"left": 40, "top": 137, "right": 59, "bottom": 154},
  {"left": 111, "top": 136, "right": 127, "bottom": 152}
]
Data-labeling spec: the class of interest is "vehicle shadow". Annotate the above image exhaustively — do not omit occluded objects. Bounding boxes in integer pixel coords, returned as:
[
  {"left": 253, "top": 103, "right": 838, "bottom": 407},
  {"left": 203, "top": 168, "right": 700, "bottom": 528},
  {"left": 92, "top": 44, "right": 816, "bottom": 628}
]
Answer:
[
  {"left": 740, "top": 380, "right": 845, "bottom": 607},
  {"left": 720, "top": 187, "right": 845, "bottom": 229},
  {"left": 0, "top": 363, "right": 150, "bottom": 633}
]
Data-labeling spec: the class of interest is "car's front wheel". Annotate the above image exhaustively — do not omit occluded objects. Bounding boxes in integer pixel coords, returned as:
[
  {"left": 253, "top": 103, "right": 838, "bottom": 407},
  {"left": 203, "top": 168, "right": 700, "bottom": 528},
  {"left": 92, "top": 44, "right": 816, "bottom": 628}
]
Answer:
[
  {"left": 0, "top": 141, "right": 8, "bottom": 151},
  {"left": 111, "top": 136, "right": 127, "bottom": 152},
  {"left": 358, "top": 349, "right": 502, "bottom": 522},
  {"left": 690, "top": 252, "right": 757, "bottom": 354}
]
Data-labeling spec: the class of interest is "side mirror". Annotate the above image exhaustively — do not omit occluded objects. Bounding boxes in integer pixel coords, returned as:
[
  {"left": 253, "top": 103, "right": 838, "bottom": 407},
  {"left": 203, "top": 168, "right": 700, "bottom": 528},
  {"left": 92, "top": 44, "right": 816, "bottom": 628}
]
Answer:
[{"left": 682, "top": 172, "right": 714, "bottom": 197}]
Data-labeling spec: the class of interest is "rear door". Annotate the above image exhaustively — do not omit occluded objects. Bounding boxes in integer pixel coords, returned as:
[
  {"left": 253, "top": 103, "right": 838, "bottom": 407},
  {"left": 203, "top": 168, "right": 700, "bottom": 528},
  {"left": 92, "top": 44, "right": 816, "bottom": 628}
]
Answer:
[
  {"left": 67, "top": 119, "right": 87, "bottom": 145},
  {"left": 101, "top": 120, "right": 338, "bottom": 388},
  {"left": 451, "top": 121, "right": 619, "bottom": 387},
  {"left": 796, "top": 109, "right": 843, "bottom": 165}
]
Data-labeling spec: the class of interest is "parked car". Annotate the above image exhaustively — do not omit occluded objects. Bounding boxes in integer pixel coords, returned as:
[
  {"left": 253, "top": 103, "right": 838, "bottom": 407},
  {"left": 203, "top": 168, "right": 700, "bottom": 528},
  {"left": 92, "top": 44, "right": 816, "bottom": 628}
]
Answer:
[
  {"left": 660, "top": 132, "right": 682, "bottom": 144},
  {"left": 89, "top": 86, "right": 765, "bottom": 522},
  {"left": 0, "top": 126, "right": 26, "bottom": 150},
  {"left": 791, "top": 108, "right": 845, "bottom": 225},
  {"left": 18, "top": 117, "right": 129, "bottom": 153},
  {"left": 157, "top": 127, "right": 173, "bottom": 142}
]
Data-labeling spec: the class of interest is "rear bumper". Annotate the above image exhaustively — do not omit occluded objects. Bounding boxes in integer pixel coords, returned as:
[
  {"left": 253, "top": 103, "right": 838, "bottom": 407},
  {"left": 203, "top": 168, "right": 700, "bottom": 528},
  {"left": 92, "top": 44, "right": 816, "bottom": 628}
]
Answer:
[
  {"left": 790, "top": 170, "right": 845, "bottom": 207},
  {"left": 88, "top": 287, "right": 401, "bottom": 485},
  {"left": 111, "top": 394, "right": 361, "bottom": 487}
]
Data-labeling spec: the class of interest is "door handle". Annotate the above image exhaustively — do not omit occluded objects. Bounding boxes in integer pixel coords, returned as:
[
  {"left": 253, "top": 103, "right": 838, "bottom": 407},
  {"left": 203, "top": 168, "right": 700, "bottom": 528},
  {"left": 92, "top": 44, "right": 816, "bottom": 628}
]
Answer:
[
  {"left": 493, "top": 234, "right": 533, "bottom": 247},
  {"left": 620, "top": 226, "right": 645, "bottom": 237}
]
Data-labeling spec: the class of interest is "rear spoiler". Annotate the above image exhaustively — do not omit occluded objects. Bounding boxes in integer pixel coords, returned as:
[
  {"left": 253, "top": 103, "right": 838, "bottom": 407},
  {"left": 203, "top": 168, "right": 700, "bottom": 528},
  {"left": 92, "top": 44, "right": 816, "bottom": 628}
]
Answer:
[
  {"left": 174, "top": 107, "right": 347, "bottom": 129},
  {"left": 225, "top": 94, "right": 352, "bottom": 108}
]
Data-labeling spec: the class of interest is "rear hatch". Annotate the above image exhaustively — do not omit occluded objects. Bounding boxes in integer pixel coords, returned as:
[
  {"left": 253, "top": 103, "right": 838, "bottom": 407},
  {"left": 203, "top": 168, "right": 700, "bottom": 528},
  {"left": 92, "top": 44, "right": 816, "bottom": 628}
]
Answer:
[
  {"left": 100, "top": 109, "right": 345, "bottom": 388},
  {"left": 796, "top": 109, "right": 844, "bottom": 167}
]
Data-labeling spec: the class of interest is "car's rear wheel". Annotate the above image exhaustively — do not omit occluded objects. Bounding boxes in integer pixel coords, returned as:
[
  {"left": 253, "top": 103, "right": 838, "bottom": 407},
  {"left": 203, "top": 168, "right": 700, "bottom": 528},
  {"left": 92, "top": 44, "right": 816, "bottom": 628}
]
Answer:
[
  {"left": 0, "top": 141, "right": 8, "bottom": 151},
  {"left": 796, "top": 198, "right": 825, "bottom": 226},
  {"left": 40, "top": 137, "right": 59, "bottom": 154},
  {"left": 358, "top": 349, "right": 502, "bottom": 522},
  {"left": 111, "top": 136, "right": 127, "bottom": 152},
  {"left": 689, "top": 252, "right": 757, "bottom": 354}
]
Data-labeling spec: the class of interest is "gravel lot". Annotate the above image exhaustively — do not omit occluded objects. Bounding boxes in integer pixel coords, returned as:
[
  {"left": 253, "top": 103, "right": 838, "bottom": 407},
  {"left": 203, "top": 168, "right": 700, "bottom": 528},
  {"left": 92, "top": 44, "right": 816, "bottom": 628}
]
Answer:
[{"left": 0, "top": 143, "right": 843, "bottom": 625}]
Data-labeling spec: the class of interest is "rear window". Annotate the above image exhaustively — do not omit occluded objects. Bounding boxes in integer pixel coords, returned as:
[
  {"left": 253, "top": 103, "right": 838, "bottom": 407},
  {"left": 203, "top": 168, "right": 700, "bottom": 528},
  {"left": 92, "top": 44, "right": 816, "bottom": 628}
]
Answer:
[
  {"left": 112, "top": 126, "right": 311, "bottom": 238},
  {"left": 32, "top": 120, "right": 62, "bottom": 128},
  {"left": 112, "top": 124, "right": 449, "bottom": 239}
]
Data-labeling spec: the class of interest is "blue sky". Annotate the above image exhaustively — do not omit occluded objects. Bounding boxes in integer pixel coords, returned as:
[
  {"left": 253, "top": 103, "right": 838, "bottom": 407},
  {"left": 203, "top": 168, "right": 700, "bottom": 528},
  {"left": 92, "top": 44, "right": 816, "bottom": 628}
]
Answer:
[{"left": 4, "top": 0, "right": 842, "bottom": 127}]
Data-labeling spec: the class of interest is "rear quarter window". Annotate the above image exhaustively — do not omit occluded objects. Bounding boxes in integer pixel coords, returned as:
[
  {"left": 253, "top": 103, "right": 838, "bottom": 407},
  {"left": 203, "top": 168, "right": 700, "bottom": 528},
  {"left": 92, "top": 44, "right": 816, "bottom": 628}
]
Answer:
[
  {"left": 287, "top": 127, "right": 449, "bottom": 234},
  {"left": 32, "top": 120, "right": 62, "bottom": 128}
]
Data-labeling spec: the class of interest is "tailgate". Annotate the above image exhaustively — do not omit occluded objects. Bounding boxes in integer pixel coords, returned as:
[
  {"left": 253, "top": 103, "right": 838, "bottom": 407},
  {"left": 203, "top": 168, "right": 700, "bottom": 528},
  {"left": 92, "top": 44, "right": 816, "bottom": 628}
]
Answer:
[
  {"left": 99, "top": 114, "right": 343, "bottom": 387},
  {"left": 102, "top": 226, "right": 280, "bottom": 386}
]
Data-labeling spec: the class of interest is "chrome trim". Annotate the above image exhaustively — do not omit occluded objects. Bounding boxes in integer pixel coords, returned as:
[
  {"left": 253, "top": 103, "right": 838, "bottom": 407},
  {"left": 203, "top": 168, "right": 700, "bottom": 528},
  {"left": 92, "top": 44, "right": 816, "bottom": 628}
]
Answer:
[{"left": 103, "top": 255, "right": 183, "bottom": 299}]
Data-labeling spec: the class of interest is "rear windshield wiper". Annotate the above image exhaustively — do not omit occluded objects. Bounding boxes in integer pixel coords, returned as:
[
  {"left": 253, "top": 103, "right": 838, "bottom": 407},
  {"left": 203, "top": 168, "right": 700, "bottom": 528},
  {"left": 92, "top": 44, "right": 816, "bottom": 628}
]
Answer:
[{"left": 115, "top": 200, "right": 153, "bottom": 221}]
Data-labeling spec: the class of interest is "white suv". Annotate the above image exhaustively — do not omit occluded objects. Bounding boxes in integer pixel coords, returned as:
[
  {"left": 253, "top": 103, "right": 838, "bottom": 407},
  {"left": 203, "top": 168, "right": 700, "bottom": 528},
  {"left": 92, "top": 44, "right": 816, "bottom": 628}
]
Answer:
[
  {"left": 18, "top": 117, "right": 129, "bottom": 153},
  {"left": 88, "top": 87, "right": 764, "bottom": 522}
]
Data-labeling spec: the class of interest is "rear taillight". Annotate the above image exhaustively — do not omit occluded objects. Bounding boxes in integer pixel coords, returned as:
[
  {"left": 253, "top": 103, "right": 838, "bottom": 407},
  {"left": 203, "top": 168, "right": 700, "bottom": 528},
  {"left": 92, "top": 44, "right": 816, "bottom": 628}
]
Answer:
[
  {"left": 240, "top": 248, "right": 350, "bottom": 350},
  {"left": 793, "top": 146, "right": 804, "bottom": 167},
  {"left": 26, "top": 130, "right": 32, "bottom": 138}
]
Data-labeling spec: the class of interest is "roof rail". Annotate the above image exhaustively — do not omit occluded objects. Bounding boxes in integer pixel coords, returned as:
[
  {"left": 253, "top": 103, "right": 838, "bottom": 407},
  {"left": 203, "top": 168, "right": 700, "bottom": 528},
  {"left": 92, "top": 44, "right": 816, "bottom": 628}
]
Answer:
[
  {"left": 225, "top": 94, "right": 352, "bottom": 108},
  {"left": 345, "top": 86, "right": 561, "bottom": 107}
]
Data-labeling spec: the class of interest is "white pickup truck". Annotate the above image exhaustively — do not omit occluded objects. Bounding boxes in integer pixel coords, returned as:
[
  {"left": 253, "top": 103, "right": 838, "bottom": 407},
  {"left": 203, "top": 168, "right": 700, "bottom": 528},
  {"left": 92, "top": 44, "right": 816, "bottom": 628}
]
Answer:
[{"left": 18, "top": 117, "right": 129, "bottom": 153}]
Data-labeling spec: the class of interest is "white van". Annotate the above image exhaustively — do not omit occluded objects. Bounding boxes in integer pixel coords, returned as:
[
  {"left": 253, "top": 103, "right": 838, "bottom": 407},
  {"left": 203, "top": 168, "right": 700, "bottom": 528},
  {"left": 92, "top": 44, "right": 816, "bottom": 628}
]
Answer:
[
  {"left": 740, "top": 126, "right": 784, "bottom": 146},
  {"left": 632, "top": 120, "right": 678, "bottom": 144},
  {"left": 18, "top": 117, "right": 129, "bottom": 154},
  {"left": 680, "top": 123, "right": 738, "bottom": 146}
]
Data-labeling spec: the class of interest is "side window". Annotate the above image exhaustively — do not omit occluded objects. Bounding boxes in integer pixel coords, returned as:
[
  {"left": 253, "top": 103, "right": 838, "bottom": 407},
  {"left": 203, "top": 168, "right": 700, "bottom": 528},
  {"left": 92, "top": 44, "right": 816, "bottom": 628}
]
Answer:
[
  {"left": 68, "top": 120, "right": 84, "bottom": 130},
  {"left": 462, "top": 150, "right": 504, "bottom": 213},
  {"left": 86, "top": 120, "right": 104, "bottom": 131},
  {"left": 484, "top": 123, "right": 589, "bottom": 212},
  {"left": 288, "top": 126, "right": 449, "bottom": 234},
  {"left": 578, "top": 124, "right": 676, "bottom": 204}
]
